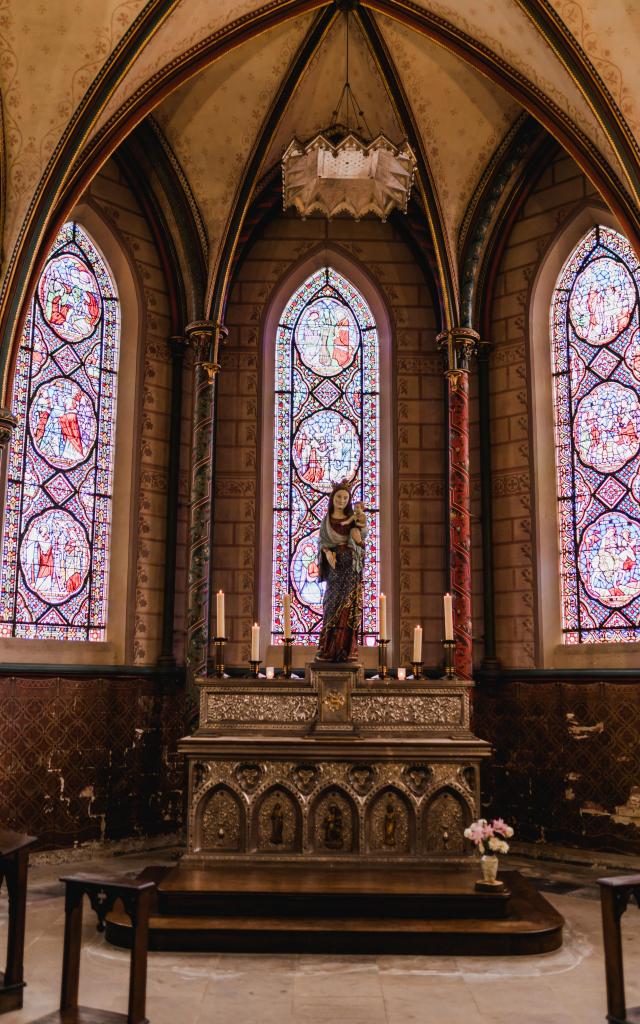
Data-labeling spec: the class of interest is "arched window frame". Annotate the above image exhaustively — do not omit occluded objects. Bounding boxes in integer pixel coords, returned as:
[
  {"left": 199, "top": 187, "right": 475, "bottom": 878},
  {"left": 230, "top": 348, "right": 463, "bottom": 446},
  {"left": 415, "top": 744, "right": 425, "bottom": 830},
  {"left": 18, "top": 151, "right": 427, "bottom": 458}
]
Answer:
[
  {"left": 259, "top": 245, "right": 396, "bottom": 660},
  {"left": 0, "top": 200, "right": 143, "bottom": 665},
  {"left": 529, "top": 203, "right": 640, "bottom": 668}
]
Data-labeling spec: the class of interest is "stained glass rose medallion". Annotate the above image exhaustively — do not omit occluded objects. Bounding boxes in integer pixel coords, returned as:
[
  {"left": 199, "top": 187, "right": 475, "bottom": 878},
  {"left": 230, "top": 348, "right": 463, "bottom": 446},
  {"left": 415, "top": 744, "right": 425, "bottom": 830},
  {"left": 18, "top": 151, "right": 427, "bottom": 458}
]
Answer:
[
  {"left": 569, "top": 257, "right": 635, "bottom": 346},
  {"left": 579, "top": 512, "right": 640, "bottom": 608}
]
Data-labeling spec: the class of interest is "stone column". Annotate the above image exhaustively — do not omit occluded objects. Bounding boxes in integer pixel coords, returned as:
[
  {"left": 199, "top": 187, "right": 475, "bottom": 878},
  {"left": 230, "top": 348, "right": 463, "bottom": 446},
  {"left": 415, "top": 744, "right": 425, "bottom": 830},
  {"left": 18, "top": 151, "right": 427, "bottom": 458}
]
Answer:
[
  {"left": 437, "top": 328, "right": 479, "bottom": 679},
  {"left": 185, "top": 321, "right": 227, "bottom": 697},
  {"left": 0, "top": 408, "right": 17, "bottom": 449}
]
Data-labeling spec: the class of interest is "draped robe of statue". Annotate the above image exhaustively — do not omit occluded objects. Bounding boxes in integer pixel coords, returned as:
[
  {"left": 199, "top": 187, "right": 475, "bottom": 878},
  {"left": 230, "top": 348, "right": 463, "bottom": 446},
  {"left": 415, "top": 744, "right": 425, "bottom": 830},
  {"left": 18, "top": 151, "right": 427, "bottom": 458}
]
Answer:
[{"left": 316, "top": 512, "right": 367, "bottom": 662}]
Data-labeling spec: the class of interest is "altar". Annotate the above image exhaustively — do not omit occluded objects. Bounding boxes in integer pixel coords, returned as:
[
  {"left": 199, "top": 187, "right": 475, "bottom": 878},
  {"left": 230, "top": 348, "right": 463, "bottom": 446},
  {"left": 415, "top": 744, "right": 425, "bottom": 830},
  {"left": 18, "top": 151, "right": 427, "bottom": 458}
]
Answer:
[
  {"left": 180, "top": 663, "right": 489, "bottom": 864},
  {"left": 105, "top": 660, "right": 564, "bottom": 954}
]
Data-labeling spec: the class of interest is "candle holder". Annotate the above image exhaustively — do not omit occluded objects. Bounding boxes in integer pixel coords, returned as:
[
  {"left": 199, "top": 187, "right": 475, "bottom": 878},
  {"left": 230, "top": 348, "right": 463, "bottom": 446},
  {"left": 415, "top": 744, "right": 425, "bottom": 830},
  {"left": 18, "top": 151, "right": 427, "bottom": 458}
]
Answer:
[
  {"left": 377, "top": 638, "right": 389, "bottom": 680},
  {"left": 213, "top": 636, "right": 227, "bottom": 678},
  {"left": 442, "top": 639, "right": 457, "bottom": 680},
  {"left": 411, "top": 661, "right": 423, "bottom": 680},
  {"left": 282, "top": 637, "right": 293, "bottom": 678},
  {"left": 249, "top": 659, "right": 261, "bottom": 678}
]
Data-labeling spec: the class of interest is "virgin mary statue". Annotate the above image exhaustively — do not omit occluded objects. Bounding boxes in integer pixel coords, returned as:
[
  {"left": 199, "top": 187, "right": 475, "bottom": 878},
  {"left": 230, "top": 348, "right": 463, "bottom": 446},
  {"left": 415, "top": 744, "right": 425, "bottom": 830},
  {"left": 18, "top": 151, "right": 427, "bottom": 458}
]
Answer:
[{"left": 316, "top": 481, "right": 367, "bottom": 662}]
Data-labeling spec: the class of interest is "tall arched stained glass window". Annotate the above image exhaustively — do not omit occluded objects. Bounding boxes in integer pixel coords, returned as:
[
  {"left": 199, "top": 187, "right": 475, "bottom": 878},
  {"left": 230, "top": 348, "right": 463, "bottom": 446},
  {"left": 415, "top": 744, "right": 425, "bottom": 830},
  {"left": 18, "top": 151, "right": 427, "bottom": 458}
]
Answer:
[
  {"left": 272, "top": 267, "right": 380, "bottom": 645},
  {"left": 0, "top": 222, "right": 120, "bottom": 640},
  {"left": 552, "top": 226, "right": 640, "bottom": 643}
]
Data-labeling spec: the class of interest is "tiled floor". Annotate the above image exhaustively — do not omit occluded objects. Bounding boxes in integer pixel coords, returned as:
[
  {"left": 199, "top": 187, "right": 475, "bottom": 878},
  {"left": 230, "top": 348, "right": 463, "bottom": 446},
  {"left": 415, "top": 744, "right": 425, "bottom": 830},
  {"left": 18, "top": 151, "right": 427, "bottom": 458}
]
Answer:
[{"left": 2, "top": 850, "right": 640, "bottom": 1023}]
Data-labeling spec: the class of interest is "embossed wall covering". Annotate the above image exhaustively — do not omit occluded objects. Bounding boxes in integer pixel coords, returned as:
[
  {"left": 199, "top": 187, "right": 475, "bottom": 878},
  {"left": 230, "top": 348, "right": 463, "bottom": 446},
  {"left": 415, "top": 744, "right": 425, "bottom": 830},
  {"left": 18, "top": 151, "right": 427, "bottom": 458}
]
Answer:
[
  {"left": 217, "top": 211, "right": 444, "bottom": 667},
  {"left": 475, "top": 679, "right": 640, "bottom": 855},
  {"left": 0, "top": 672, "right": 184, "bottom": 849}
]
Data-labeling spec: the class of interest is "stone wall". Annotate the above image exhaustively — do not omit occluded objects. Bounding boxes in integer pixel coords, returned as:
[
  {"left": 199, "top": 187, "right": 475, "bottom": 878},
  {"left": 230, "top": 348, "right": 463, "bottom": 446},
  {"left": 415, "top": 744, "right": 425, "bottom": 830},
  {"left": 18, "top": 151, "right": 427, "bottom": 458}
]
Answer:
[
  {"left": 214, "top": 211, "right": 446, "bottom": 668},
  {"left": 489, "top": 151, "right": 598, "bottom": 668}
]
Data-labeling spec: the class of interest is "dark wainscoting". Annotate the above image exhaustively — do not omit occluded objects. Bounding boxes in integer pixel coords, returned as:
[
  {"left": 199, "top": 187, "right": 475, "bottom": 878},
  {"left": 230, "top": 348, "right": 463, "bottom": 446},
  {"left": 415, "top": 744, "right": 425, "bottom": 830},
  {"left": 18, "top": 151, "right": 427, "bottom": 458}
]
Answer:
[
  {"left": 474, "top": 672, "right": 640, "bottom": 856},
  {"left": 0, "top": 668, "right": 186, "bottom": 850}
]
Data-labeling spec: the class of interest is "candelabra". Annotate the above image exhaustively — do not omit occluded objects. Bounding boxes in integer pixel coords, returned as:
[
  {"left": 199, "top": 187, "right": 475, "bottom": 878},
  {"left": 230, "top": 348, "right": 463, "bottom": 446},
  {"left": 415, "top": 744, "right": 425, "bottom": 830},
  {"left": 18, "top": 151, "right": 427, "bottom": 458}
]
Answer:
[
  {"left": 282, "top": 637, "right": 293, "bottom": 678},
  {"left": 442, "top": 639, "right": 457, "bottom": 680},
  {"left": 249, "top": 659, "right": 260, "bottom": 678},
  {"left": 213, "top": 636, "right": 226, "bottom": 678},
  {"left": 411, "top": 661, "right": 423, "bottom": 680},
  {"left": 377, "top": 638, "right": 389, "bottom": 680}
]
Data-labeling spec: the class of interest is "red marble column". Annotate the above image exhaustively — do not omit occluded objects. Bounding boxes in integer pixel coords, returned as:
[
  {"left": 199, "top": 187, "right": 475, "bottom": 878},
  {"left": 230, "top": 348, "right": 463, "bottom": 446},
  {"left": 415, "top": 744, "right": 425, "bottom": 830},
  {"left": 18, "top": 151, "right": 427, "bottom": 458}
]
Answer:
[{"left": 438, "top": 328, "right": 478, "bottom": 679}]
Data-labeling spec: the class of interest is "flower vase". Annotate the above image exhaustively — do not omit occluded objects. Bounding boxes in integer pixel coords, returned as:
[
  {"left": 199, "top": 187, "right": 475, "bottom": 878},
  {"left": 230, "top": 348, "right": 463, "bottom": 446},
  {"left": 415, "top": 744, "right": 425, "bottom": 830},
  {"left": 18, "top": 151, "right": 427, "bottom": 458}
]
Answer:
[{"left": 480, "top": 853, "right": 499, "bottom": 884}]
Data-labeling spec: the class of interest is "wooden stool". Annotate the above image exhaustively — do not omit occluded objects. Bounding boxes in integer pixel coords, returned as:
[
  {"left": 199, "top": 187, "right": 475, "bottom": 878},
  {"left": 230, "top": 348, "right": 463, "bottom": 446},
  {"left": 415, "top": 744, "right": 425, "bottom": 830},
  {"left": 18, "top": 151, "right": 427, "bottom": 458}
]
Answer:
[
  {"left": 31, "top": 873, "right": 156, "bottom": 1024},
  {"left": 0, "top": 828, "right": 37, "bottom": 1013},
  {"left": 598, "top": 874, "right": 640, "bottom": 1024}
]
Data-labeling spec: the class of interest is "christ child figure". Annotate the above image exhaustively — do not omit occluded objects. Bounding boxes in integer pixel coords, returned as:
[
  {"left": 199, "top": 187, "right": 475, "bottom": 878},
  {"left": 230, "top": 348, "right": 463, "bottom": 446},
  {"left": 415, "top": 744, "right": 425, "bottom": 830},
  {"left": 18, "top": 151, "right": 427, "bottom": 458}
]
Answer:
[{"left": 341, "top": 501, "right": 366, "bottom": 546}]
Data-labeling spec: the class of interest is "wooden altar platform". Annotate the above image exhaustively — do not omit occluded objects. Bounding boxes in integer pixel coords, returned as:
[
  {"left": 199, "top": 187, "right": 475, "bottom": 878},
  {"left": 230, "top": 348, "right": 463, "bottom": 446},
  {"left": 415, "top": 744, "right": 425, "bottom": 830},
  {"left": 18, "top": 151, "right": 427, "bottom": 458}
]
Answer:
[{"left": 105, "top": 863, "right": 564, "bottom": 955}]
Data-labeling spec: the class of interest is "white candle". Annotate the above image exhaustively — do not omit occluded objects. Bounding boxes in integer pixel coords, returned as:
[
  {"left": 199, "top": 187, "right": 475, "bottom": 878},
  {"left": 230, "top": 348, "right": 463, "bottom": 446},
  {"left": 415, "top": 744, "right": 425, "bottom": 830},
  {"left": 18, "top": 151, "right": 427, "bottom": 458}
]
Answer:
[
  {"left": 397, "top": 667, "right": 406, "bottom": 681},
  {"left": 444, "top": 593, "right": 454, "bottom": 640},
  {"left": 251, "top": 623, "right": 260, "bottom": 661},
  {"left": 216, "top": 590, "right": 225, "bottom": 639},
  {"left": 412, "top": 625, "right": 423, "bottom": 662},
  {"left": 283, "top": 593, "right": 291, "bottom": 639},
  {"left": 379, "top": 593, "right": 387, "bottom": 641}
]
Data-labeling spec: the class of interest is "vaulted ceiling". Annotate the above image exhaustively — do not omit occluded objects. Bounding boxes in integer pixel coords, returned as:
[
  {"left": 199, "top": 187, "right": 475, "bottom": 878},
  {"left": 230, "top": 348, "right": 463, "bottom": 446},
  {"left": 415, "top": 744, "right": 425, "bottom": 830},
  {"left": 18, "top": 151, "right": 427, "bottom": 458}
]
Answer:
[{"left": 1, "top": 0, "right": 640, "bottom": 387}]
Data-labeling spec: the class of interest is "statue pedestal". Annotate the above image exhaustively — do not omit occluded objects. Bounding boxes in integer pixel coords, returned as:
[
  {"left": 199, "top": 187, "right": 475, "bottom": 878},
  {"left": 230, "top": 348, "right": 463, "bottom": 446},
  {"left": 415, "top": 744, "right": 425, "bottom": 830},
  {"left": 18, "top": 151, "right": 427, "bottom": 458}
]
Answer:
[
  {"left": 309, "top": 662, "right": 361, "bottom": 736},
  {"left": 180, "top": 663, "right": 491, "bottom": 866}
]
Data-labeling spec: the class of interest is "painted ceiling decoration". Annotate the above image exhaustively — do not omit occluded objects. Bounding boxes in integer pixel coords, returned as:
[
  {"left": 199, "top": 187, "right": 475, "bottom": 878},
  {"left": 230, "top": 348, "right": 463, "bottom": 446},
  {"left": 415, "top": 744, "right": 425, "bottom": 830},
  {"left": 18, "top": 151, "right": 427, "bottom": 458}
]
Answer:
[{"left": 1, "top": 0, "right": 640, "bottom": 395}]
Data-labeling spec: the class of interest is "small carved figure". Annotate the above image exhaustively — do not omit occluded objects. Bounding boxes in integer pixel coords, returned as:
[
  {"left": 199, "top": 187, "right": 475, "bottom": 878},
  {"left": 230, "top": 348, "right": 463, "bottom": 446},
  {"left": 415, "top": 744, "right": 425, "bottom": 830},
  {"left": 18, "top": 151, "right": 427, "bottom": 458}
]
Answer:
[
  {"left": 323, "top": 802, "right": 344, "bottom": 849},
  {"left": 270, "top": 800, "right": 284, "bottom": 845},
  {"left": 383, "top": 801, "right": 397, "bottom": 847}
]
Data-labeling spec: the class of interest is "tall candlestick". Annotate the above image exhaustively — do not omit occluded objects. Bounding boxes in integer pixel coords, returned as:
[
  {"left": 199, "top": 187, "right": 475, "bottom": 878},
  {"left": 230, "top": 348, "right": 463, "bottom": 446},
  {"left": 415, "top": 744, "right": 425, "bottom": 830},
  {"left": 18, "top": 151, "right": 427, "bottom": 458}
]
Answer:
[
  {"left": 283, "top": 593, "right": 291, "bottom": 640},
  {"left": 444, "top": 593, "right": 454, "bottom": 640},
  {"left": 379, "top": 593, "right": 388, "bottom": 641},
  {"left": 216, "top": 590, "right": 225, "bottom": 638},
  {"left": 412, "top": 625, "right": 423, "bottom": 663},
  {"left": 251, "top": 623, "right": 260, "bottom": 661}
]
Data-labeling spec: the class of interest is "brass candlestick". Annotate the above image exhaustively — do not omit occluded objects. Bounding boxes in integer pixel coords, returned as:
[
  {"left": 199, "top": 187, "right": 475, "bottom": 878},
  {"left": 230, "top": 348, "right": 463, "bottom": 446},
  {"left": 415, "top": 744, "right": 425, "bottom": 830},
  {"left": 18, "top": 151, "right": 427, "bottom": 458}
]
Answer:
[
  {"left": 378, "top": 638, "right": 389, "bottom": 680},
  {"left": 213, "top": 636, "right": 226, "bottom": 678},
  {"left": 411, "top": 660, "right": 423, "bottom": 680},
  {"left": 442, "top": 639, "right": 457, "bottom": 680},
  {"left": 282, "top": 637, "right": 293, "bottom": 678},
  {"left": 249, "top": 659, "right": 260, "bottom": 678}
]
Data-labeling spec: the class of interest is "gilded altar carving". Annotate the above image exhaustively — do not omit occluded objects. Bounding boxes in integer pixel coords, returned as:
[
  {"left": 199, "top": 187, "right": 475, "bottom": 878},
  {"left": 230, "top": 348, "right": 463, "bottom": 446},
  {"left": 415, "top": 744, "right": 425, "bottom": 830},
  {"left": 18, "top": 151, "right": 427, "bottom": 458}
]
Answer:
[
  {"left": 290, "top": 763, "right": 320, "bottom": 794},
  {"left": 351, "top": 695, "right": 462, "bottom": 727},
  {"left": 255, "top": 788, "right": 300, "bottom": 852},
  {"left": 402, "top": 764, "right": 433, "bottom": 795},
  {"left": 313, "top": 789, "right": 355, "bottom": 853},
  {"left": 367, "top": 789, "right": 411, "bottom": 853},
  {"left": 348, "top": 763, "right": 376, "bottom": 794},
  {"left": 235, "top": 762, "right": 263, "bottom": 792},
  {"left": 199, "top": 786, "right": 243, "bottom": 851},
  {"left": 206, "top": 692, "right": 317, "bottom": 726},
  {"left": 424, "top": 789, "right": 468, "bottom": 853}
]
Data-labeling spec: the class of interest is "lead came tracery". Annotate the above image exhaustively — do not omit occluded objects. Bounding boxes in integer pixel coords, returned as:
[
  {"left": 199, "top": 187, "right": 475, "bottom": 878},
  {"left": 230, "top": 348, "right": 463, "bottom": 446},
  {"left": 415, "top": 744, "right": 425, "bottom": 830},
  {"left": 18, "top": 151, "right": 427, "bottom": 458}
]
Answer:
[
  {"left": 552, "top": 226, "right": 640, "bottom": 643},
  {"left": 0, "top": 222, "right": 120, "bottom": 640},
  {"left": 272, "top": 268, "right": 380, "bottom": 645}
]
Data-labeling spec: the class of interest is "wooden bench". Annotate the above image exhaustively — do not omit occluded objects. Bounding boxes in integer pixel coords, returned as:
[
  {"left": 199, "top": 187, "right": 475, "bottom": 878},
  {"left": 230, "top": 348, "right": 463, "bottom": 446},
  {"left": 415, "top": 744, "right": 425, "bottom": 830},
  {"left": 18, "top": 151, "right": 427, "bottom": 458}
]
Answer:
[
  {"left": 31, "top": 873, "right": 156, "bottom": 1024},
  {"left": 0, "top": 828, "right": 37, "bottom": 1014},
  {"left": 599, "top": 874, "right": 640, "bottom": 1024}
]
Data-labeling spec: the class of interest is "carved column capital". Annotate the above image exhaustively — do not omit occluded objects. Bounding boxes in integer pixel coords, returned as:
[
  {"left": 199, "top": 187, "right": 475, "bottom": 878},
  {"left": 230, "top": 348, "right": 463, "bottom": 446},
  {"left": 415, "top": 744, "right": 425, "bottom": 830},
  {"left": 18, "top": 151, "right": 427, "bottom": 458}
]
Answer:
[
  {"left": 436, "top": 327, "right": 480, "bottom": 389},
  {"left": 185, "top": 321, "right": 229, "bottom": 383},
  {"left": 0, "top": 407, "right": 17, "bottom": 450}
]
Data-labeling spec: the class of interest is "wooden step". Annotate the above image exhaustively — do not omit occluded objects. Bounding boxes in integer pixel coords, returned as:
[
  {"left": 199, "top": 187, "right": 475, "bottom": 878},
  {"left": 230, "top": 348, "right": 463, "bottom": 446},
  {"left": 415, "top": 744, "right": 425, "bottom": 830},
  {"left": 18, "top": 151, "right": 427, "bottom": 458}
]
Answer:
[{"left": 105, "top": 866, "right": 563, "bottom": 956}]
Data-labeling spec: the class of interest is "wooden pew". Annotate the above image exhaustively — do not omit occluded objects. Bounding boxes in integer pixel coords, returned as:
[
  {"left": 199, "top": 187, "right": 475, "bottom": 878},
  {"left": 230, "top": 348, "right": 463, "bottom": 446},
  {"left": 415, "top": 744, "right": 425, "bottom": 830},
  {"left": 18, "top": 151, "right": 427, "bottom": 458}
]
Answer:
[
  {"left": 31, "top": 873, "right": 156, "bottom": 1024},
  {"left": 598, "top": 874, "right": 640, "bottom": 1024},
  {"left": 0, "top": 828, "right": 37, "bottom": 1013}
]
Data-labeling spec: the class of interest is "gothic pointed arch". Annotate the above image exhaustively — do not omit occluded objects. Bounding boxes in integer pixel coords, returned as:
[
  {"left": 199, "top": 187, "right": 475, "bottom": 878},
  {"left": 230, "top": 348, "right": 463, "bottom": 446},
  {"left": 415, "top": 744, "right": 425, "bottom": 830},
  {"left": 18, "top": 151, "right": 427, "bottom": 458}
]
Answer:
[{"left": 259, "top": 244, "right": 394, "bottom": 652}]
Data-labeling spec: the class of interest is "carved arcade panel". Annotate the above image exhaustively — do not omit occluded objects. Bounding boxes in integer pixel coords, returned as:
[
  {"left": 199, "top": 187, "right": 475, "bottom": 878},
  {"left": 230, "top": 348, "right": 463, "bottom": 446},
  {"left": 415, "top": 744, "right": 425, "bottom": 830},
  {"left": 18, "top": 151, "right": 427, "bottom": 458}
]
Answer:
[
  {"left": 254, "top": 787, "right": 301, "bottom": 853},
  {"left": 366, "top": 788, "right": 412, "bottom": 854},
  {"left": 312, "top": 788, "right": 357, "bottom": 854},
  {"left": 197, "top": 785, "right": 244, "bottom": 852},
  {"left": 423, "top": 788, "right": 469, "bottom": 854}
]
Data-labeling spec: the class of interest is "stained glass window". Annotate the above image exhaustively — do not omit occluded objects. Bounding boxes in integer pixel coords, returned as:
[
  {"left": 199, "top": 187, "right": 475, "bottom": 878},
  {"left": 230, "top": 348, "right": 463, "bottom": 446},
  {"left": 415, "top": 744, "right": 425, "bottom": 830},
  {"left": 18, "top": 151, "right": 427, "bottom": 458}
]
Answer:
[
  {"left": 272, "top": 267, "right": 380, "bottom": 645},
  {"left": 0, "top": 222, "right": 120, "bottom": 640},
  {"left": 551, "top": 226, "right": 640, "bottom": 643}
]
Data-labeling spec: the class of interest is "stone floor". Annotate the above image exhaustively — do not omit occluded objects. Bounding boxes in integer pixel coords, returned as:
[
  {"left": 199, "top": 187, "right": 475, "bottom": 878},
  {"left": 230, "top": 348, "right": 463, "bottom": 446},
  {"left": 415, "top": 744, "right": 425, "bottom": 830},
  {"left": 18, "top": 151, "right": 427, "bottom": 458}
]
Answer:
[{"left": 2, "top": 849, "right": 640, "bottom": 1024}]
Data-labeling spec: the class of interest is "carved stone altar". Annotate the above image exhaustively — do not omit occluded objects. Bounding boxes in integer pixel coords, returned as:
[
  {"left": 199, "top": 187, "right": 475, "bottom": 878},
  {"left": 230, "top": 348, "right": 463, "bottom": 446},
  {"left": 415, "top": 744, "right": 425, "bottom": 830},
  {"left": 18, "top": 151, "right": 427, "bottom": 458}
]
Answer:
[{"left": 179, "top": 664, "right": 491, "bottom": 865}]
